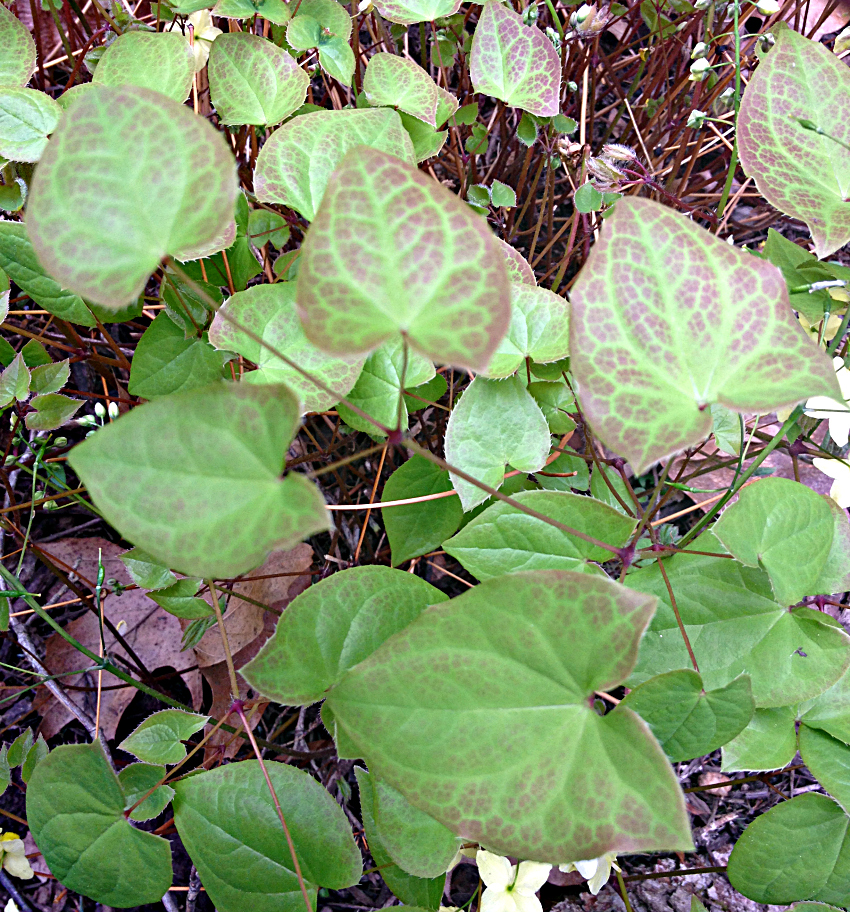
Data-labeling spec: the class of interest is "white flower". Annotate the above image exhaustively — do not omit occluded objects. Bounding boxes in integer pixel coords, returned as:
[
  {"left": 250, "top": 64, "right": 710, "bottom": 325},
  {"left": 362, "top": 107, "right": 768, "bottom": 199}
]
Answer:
[
  {"left": 805, "top": 357, "right": 850, "bottom": 447},
  {"left": 689, "top": 58, "right": 711, "bottom": 81},
  {"left": 559, "top": 852, "right": 618, "bottom": 895},
  {"left": 813, "top": 458, "right": 850, "bottom": 508},
  {"left": 691, "top": 41, "right": 709, "bottom": 58},
  {"left": 0, "top": 833, "right": 34, "bottom": 880},
  {"left": 687, "top": 109, "right": 707, "bottom": 129},
  {"left": 756, "top": 0, "right": 780, "bottom": 14},
  {"left": 164, "top": 9, "right": 222, "bottom": 72},
  {"left": 5, "top": 899, "right": 20, "bottom": 912},
  {"left": 477, "top": 850, "right": 551, "bottom": 912}
]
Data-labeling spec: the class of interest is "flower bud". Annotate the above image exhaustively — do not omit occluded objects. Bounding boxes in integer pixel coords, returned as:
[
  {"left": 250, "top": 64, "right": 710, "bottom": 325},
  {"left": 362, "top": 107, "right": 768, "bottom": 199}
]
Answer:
[
  {"left": 694, "top": 0, "right": 712, "bottom": 10},
  {"left": 601, "top": 142, "right": 636, "bottom": 162},
  {"left": 94, "top": 402, "right": 106, "bottom": 419},
  {"left": 756, "top": 0, "right": 779, "bottom": 14},
  {"left": 108, "top": 401, "right": 119, "bottom": 419},
  {"left": 691, "top": 41, "right": 709, "bottom": 58},
  {"left": 53, "top": 436, "right": 68, "bottom": 448},
  {"left": 687, "top": 109, "right": 707, "bottom": 129},
  {"left": 689, "top": 57, "right": 711, "bottom": 80},
  {"left": 522, "top": 3, "right": 539, "bottom": 25}
]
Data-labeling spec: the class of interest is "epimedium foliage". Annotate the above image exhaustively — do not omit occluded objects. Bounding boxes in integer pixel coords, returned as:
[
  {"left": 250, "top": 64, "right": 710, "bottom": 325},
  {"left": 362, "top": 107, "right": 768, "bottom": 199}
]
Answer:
[{"left": 1, "top": 0, "right": 850, "bottom": 910}]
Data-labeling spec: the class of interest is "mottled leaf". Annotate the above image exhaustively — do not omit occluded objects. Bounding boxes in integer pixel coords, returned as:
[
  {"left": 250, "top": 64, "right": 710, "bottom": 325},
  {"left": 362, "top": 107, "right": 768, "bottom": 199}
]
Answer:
[
  {"left": 497, "top": 237, "right": 536, "bottom": 284},
  {"left": 213, "top": 0, "right": 291, "bottom": 23},
  {"left": 0, "top": 5, "right": 37, "bottom": 88},
  {"left": 569, "top": 198, "right": 840, "bottom": 473},
  {"left": 0, "top": 87, "right": 61, "bottom": 162},
  {"left": 93, "top": 32, "right": 194, "bottom": 103},
  {"left": 372, "top": 0, "right": 460, "bottom": 25},
  {"left": 364, "top": 53, "right": 440, "bottom": 127}
]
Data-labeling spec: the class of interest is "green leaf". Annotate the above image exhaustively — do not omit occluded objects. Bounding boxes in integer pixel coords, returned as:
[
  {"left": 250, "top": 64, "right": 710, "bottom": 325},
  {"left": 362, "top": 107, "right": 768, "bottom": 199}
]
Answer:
[
  {"left": 811, "top": 495, "right": 850, "bottom": 597},
  {"left": 382, "top": 456, "right": 463, "bottom": 566},
  {"left": 336, "top": 337, "right": 435, "bottom": 436},
  {"left": 0, "top": 746, "right": 9, "bottom": 798},
  {"left": 21, "top": 338, "right": 50, "bottom": 368},
  {"left": 26, "top": 393, "right": 81, "bottom": 431},
  {"left": 590, "top": 463, "right": 633, "bottom": 514},
  {"left": 318, "top": 34, "right": 355, "bottom": 85},
  {"left": 120, "top": 547, "right": 178, "bottom": 592},
  {"left": 485, "top": 282, "right": 570, "bottom": 378},
  {"left": 721, "top": 706, "right": 800, "bottom": 772},
  {"left": 93, "top": 31, "right": 194, "bottom": 103},
  {"left": 148, "top": 577, "right": 215, "bottom": 619},
  {"left": 762, "top": 228, "right": 832, "bottom": 324},
  {"left": 248, "top": 208, "right": 290, "bottom": 249},
  {"left": 516, "top": 110, "right": 538, "bottom": 145},
  {"left": 27, "top": 85, "right": 238, "bottom": 309},
  {"left": 20, "top": 733, "right": 48, "bottom": 783},
  {"left": 286, "top": 14, "right": 322, "bottom": 47},
  {"left": 800, "top": 726, "right": 850, "bottom": 812},
  {"left": 712, "top": 478, "right": 835, "bottom": 606},
  {"left": 119, "top": 709, "right": 209, "bottom": 765},
  {"left": 627, "top": 535, "right": 850, "bottom": 707},
  {"left": 29, "top": 359, "right": 69, "bottom": 395},
  {"left": 243, "top": 565, "right": 447, "bottom": 704},
  {"left": 118, "top": 763, "right": 175, "bottom": 822},
  {"left": 293, "top": 0, "right": 351, "bottom": 39},
  {"left": 68, "top": 382, "right": 330, "bottom": 578},
  {"left": 128, "top": 312, "right": 226, "bottom": 399},
  {"left": 553, "top": 114, "right": 577, "bottom": 133},
  {"left": 738, "top": 25, "right": 850, "bottom": 258},
  {"left": 470, "top": 0, "right": 561, "bottom": 116},
  {"left": 569, "top": 198, "right": 841, "bottom": 473},
  {"left": 0, "top": 352, "right": 29, "bottom": 407},
  {"left": 370, "top": 774, "right": 459, "bottom": 877},
  {"left": 297, "top": 147, "right": 511, "bottom": 370},
  {"left": 208, "top": 32, "right": 309, "bottom": 125},
  {"left": 691, "top": 899, "right": 708, "bottom": 912},
  {"left": 364, "top": 53, "right": 440, "bottom": 127},
  {"left": 538, "top": 448, "right": 590, "bottom": 492},
  {"left": 727, "top": 793, "right": 850, "bottom": 907},
  {"left": 0, "top": 4, "right": 37, "bottom": 87},
  {"left": 161, "top": 271, "right": 220, "bottom": 336},
  {"left": 372, "top": 0, "right": 460, "bottom": 25},
  {"left": 710, "top": 403, "right": 742, "bottom": 456},
  {"left": 26, "top": 742, "right": 172, "bottom": 907},
  {"left": 490, "top": 180, "right": 516, "bottom": 208},
  {"left": 404, "top": 372, "right": 447, "bottom": 412},
  {"left": 7, "top": 729, "right": 32, "bottom": 767},
  {"left": 173, "top": 760, "right": 362, "bottom": 912},
  {"left": 444, "top": 490, "right": 636, "bottom": 579},
  {"left": 0, "top": 87, "right": 60, "bottom": 163},
  {"left": 397, "top": 110, "right": 448, "bottom": 162},
  {"left": 444, "top": 375, "right": 550, "bottom": 510},
  {"left": 327, "top": 570, "right": 693, "bottom": 861},
  {"left": 355, "top": 768, "right": 446, "bottom": 908},
  {"left": 622, "top": 670, "right": 754, "bottom": 761},
  {"left": 800, "top": 666, "right": 850, "bottom": 745},
  {"left": 254, "top": 108, "right": 415, "bottom": 222},
  {"left": 574, "top": 181, "right": 604, "bottom": 213},
  {"left": 0, "top": 222, "right": 95, "bottom": 326},
  {"left": 528, "top": 380, "right": 576, "bottom": 435},
  {"left": 208, "top": 283, "right": 364, "bottom": 413}
]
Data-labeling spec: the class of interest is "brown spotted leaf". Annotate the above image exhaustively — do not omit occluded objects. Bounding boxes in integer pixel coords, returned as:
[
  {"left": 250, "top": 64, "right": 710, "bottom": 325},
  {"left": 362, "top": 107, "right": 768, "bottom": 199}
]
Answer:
[{"left": 569, "top": 198, "right": 840, "bottom": 473}]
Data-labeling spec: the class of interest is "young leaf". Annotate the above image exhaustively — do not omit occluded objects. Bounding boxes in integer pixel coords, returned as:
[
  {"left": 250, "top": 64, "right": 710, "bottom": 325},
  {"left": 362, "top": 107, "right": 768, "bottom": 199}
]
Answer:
[
  {"left": 20, "top": 734, "right": 48, "bottom": 783},
  {"left": 208, "top": 32, "right": 309, "bottom": 126},
  {"left": 296, "top": 147, "right": 511, "bottom": 370},
  {"left": 68, "top": 382, "right": 329, "bottom": 578},
  {"left": 622, "top": 670, "right": 754, "bottom": 762},
  {"left": 443, "top": 490, "right": 636, "bottom": 579},
  {"left": 119, "top": 708, "right": 209, "bottom": 765},
  {"left": 710, "top": 403, "right": 742, "bottom": 456},
  {"left": 148, "top": 578, "right": 214, "bottom": 619},
  {"left": 528, "top": 380, "right": 576, "bottom": 435},
  {"left": 355, "top": 767, "right": 446, "bottom": 908},
  {"left": 444, "top": 375, "right": 550, "bottom": 510},
  {"left": 363, "top": 53, "right": 440, "bottom": 127},
  {"left": 727, "top": 793, "right": 850, "bottom": 907},
  {"left": 800, "top": 666, "right": 850, "bottom": 745},
  {"left": 398, "top": 110, "right": 448, "bottom": 162},
  {"left": 490, "top": 180, "right": 516, "bottom": 208},
  {"left": 327, "top": 570, "right": 693, "bottom": 862},
  {"left": 243, "top": 565, "right": 447, "bottom": 704},
  {"left": 214, "top": 0, "right": 291, "bottom": 22},
  {"left": 0, "top": 88, "right": 61, "bottom": 162},
  {"left": 293, "top": 0, "right": 352, "bottom": 41},
  {"left": 26, "top": 742, "right": 172, "bottom": 907},
  {"left": 0, "top": 353, "right": 30, "bottom": 407},
  {"left": 712, "top": 477, "right": 835, "bottom": 606},
  {"left": 721, "top": 706, "right": 799, "bottom": 772},
  {"left": 0, "top": 5, "right": 37, "bottom": 88},
  {"left": 208, "top": 283, "right": 365, "bottom": 413},
  {"left": 120, "top": 547, "right": 178, "bottom": 592},
  {"left": 254, "top": 107, "right": 416, "bottom": 221},
  {"left": 484, "top": 282, "right": 570, "bottom": 378},
  {"left": 569, "top": 198, "right": 841, "bottom": 473},
  {"left": 497, "top": 237, "right": 536, "bottom": 285},
  {"left": 27, "top": 85, "right": 238, "bottom": 309},
  {"left": 29, "top": 360, "right": 70, "bottom": 396},
  {"left": 93, "top": 32, "right": 194, "bottom": 103},
  {"left": 574, "top": 182, "right": 604, "bottom": 213},
  {"left": 6, "top": 729, "right": 33, "bottom": 767},
  {"left": 738, "top": 25, "right": 850, "bottom": 258},
  {"left": 173, "top": 760, "right": 363, "bottom": 912},
  {"left": 372, "top": 0, "right": 461, "bottom": 25},
  {"left": 0, "top": 222, "right": 95, "bottom": 326},
  {"left": 118, "top": 763, "right": 175, "bottom": 822},
  {"left": 799, "top": 726, "right": 850, "bottom": 813},
  {"left": 627, "top": 535, "right": 850, "bottom": 707},
  {"left": 382, "top": 456, "right": 463, "bottom": 566},
  {"left": 470, "top": 0, "right": 561, "bottom": 116},
  {"left": 26, "top": 394, "right": 81, "bottom": 431},
  {"left": 248, "top": 208, "right": 290, "bottom": 249}
]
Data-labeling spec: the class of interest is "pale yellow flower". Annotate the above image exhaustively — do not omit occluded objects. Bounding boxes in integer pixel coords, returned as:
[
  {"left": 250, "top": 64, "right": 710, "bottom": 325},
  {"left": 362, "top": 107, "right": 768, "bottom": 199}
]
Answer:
[
  {"left": 813, "top": 458, "right": 850, "bottom": 508},
  {"left": 559, "top": 852, "right": 618, "bottom": 895},
  {"left": 805, "top": 357, "right": 850, "bottom": 447},
  {"left": 0, "top": 833, "right": 33, "bottom": 880},
  {"left": 164, "top": 10, "right": 222, "bottom": 72},
  {"left": 477, "top": 850, "right": 551, "bottom": 912}
]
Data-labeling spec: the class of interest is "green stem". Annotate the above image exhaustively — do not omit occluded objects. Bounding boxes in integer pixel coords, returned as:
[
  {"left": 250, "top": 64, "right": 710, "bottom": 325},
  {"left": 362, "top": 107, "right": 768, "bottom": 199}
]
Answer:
[{"left": 716, "top": 0, "right": 742, "bottom": 221}]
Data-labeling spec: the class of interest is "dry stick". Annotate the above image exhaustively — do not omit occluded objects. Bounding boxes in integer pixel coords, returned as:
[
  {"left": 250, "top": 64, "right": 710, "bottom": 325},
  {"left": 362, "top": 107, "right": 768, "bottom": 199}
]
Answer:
[
  {"left": 234, "top": 701, "right": 314, "bottom": 912},
  {"left": 208, "top": 580, "right": 240, "bottom": 700}
]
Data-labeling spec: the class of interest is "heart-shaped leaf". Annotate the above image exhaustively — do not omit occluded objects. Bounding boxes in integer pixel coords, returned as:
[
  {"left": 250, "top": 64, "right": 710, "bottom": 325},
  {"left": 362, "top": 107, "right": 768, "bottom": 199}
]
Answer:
[
  {"left": 93, "top": 32, "right": 194, "bottom": 103},
  {"left": 363, "top": 53, "right": 440, "bottom": 127},
  {"left": 469, "top": 0, "right": 561, "bottom": 116},
  {"left": 296, "top": 147, "right": 511, "bottom": 369},
  {"left": 445, "top": 375, "right": 550, "bottom": 510},
  {"left": 372, "top": 0, "right": 460, "bottom": 24},
  {"left": 174, "top": 760, "right": 362, "bottom": 912},
  {"left": 208, "top": 282, "right": 365, "bottom": 413},
  {"left": 0, "top": 87, "right": 61, "bottom": 162},
  {"left": 25, "top": 393, "right": 81, "bottom": 431},
  {"left": 254, "top": 108, "right": 415, "bottom": 221},
  {"left": 68, "top": 381, "right": 329, "bottom": 578},
  {"left": 569, "top": 198, "right": 841, "bottom": 472},
  {"left": 738, "top": 25, "right": 850, "bottom": 258},
  {"left": 327, "top": 570, "right": 693, "bottom": 862},
  {"left": 119, "top": 709, "right": 209, "bottom": 765},
  {"left": 118, "top": 763, "right": 175, "bottom": 822},
  {"left": 721, "top": 706, "right": 798, "bottom": 772},
  {"left": 26, "top": 742, "right": 173, "bottom": 907},
  {"left": 27, "top": 85, "right": 238, "bottom": 309},
  {"left": 208, "top": 32, "right": 309, "bottom": 125},
  {"left": 243, "top": 565, "right": 447, "bottom": 704},
  {"left": 0, "top": 5, "right": 37, "bottom": 88}
]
